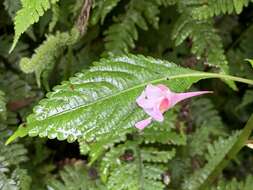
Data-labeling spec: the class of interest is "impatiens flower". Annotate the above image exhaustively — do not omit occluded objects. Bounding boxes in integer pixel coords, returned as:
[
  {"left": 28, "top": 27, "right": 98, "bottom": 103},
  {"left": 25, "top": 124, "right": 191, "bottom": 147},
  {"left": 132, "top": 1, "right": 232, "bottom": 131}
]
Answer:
[{"left": 135, "top": 84, "right": 212, "bottom": 130}]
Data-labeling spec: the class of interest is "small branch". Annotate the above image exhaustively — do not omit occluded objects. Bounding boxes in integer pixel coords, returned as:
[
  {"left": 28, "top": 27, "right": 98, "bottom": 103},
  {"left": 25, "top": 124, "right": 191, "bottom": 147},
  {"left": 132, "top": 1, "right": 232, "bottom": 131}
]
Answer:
[{"left": 75, "top": 0, "right": 92, "bottom": 36}]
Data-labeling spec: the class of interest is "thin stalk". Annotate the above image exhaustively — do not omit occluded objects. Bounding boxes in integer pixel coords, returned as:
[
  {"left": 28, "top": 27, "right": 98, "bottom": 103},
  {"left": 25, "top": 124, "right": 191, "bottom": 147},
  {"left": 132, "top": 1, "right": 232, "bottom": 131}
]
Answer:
[{"left": 200, "top": 115, "right": 253, "bottom": 189}]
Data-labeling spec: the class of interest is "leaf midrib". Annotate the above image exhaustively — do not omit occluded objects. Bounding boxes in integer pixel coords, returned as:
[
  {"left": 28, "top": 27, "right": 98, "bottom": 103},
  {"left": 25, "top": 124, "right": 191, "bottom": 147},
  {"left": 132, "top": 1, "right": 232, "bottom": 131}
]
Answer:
[{"left": 32, "top": 72, "right": 253, "bottom": 122}]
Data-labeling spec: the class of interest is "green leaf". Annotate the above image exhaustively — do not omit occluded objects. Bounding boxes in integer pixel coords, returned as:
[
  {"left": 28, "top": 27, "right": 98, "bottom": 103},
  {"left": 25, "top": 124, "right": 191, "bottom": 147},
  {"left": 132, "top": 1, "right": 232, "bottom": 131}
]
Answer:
[
  {"left": 10, "top": 0, "right": 60, "bottom": 52},
  {"left": 6, "top": 54, "right": 253, "bottom": 144}
]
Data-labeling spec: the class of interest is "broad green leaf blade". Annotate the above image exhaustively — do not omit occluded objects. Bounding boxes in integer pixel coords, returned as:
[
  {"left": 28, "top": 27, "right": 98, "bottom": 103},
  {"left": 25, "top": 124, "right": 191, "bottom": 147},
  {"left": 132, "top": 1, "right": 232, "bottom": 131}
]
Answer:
[
  {"left": 10, "top": 0, "right": 59, "bottom": 53},
  {"left": 6, "top": 55, "right": 253, "bottom": 144}
]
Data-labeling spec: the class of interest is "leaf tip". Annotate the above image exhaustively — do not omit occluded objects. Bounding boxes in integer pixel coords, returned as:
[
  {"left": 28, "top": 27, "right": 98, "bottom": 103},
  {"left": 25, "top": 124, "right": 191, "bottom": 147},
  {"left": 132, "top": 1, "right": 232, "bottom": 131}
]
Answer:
[
  {"left": 5, "top": 123, "right": 29, "bottom": 145},
  {"left": 5, "top": 134, "right": 17, "bottom": 145},
  {"left": 9, "top": 40, "right": 17, "bottom": 54}
]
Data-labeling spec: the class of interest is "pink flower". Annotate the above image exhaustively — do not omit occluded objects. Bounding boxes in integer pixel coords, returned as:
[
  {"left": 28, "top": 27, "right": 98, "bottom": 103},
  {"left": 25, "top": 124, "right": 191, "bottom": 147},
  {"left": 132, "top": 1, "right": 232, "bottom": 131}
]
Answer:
[{"left": 135, "top": 84, "right": 212, "bottom": 130}]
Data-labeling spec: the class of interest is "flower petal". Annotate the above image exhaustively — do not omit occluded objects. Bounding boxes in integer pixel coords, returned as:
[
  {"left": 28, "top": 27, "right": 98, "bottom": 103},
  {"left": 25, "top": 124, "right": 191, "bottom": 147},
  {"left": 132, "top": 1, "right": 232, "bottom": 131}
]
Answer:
[
  {"left": 135, "top": 117, "right": 152, "bottom": 130},
  {"left": 157, "top": 84, "right": 169, "bottom": 92},
  {"left": 170, "top": 91, "right": 213, "bottom": 106},
  {"left": 136, "top": 91, "right": 156, "bottom": 109},
  {"left": 144, "top": 105, "right": 164, "bottom": 122},
  {"left": 159, "top": 98, "right": 170, "bottom": 113},
  {"left": 145, "top": 84, "right": 164, "bottom": 99}
]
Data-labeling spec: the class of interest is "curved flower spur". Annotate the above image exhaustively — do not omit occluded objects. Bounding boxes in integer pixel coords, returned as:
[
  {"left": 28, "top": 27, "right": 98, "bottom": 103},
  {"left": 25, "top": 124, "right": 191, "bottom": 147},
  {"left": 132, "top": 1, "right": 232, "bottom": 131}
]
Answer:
[{"left": 135, "top": 84, "right": 212, "bottom": 130}]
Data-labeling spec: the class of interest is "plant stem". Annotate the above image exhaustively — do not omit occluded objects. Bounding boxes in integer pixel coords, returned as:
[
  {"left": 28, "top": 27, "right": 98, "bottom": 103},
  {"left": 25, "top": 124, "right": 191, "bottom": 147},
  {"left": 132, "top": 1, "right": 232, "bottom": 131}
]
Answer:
[
  {"left": 166, "top": 73, "right": 253, "bottom": 86},
  {"left": 200, "top": 114, "right": 253, "bottom": 189}
]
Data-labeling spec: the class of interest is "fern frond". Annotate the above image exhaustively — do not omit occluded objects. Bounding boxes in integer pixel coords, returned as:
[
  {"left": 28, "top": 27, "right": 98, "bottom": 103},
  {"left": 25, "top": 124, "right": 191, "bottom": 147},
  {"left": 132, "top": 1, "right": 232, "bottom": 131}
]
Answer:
[
  {"left": 172, "top": 14, "right": 228, "bottom": 73},
  {"left": 98, "top": 112, "right": 181, "bottom": 186},
  {"left": 188, "top": 98, "right": 227, "bottom": 157},
  {"left": 104, "top": 0, "right": 161, "bottom": 55},
  {"left": 7, "top": 54, "right": 253, "bottom": 144},
  {"left": 182, "top": 0, "right": 252, "bottom": 20},
  {"left": 47, "top": 162, "right": 105, "bottom": 190},
  {"left": 0, "top": 142, "right": 28, "bottom": 166},
  {"left": 99, "top": 141, "right": 137, "bottom": 182},
  {"left": 141, "top": 111, "right": 186, "bottom": 145},
  {"left": 88, "top": 128, "right": 130, "bottom": 163},
  {"left": 213, "top": 175, "right": 253, "bottom": 190},
  {"left": 0, "top": 173, "right": 17, "bottom": 190},
  {"left": 88, "top": 110, "right": 185, "bottom": 165},
  {"left": 227, "top": 25, "right": 253, "bottom": 79},
  {"left": 0, "top": 142, "right": 29, "bottom": 189},
  {"left": 11, "top": 168, "right": 32, "bottom": 190},
  {"left": 183, "top": 131, "right": 241, "bottom": 190},
  {"left": 105, "top": 148, "right": 168, "bottom": 190},
  {"left": 182, "top": 114, "right": 253, "bottom": 190},
  {"left": 91, "top": 0, "right": 122, "bottom": 25},
  {"left": 0, "top": 71, "right": 36, "bottom": 102},
  {"left": 141, "top": 148, "right": 175, "bottom": 163},
  {"left": 20, "top": 28, "right": 79, "bottom": 87},
  {"left": 105, "top": 146, "right": 168, "bottom": 190},
  {"left": 0, "top": 155, "right": 10, "bottom": 174},
  {"left": 98, "top": 111, "right": 186, "bottom": 190},
  {"left": 10, "top": 0, "right": 60, "bottom": 52},
  {"left": 190, "top": 98, "right": 224, "bottom": 129}
]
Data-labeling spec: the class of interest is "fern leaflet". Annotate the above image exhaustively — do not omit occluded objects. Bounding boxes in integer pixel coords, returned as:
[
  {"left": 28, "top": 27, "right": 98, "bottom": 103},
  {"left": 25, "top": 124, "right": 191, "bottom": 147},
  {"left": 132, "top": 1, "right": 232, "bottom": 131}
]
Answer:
[
  {"left": 47, "top": 161, "right": 105, "bottom": 190},
  {"left": 91, "top": 0, "right": 122, "bottom": 25},
  {"left": 181, "top": 0, "right": 253, "bottom": 20},
  {"left": 10, "top": 0, "right": 60, "bottom": 52},
  {"left": 104, "top": 0, "right": 161, "bottom": 55},
  {"left": 213, "top": 176, "right": 253, "bottom": 190},
  {"left": 172, "top": 14, "right": 228, "bottom": 73}
]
